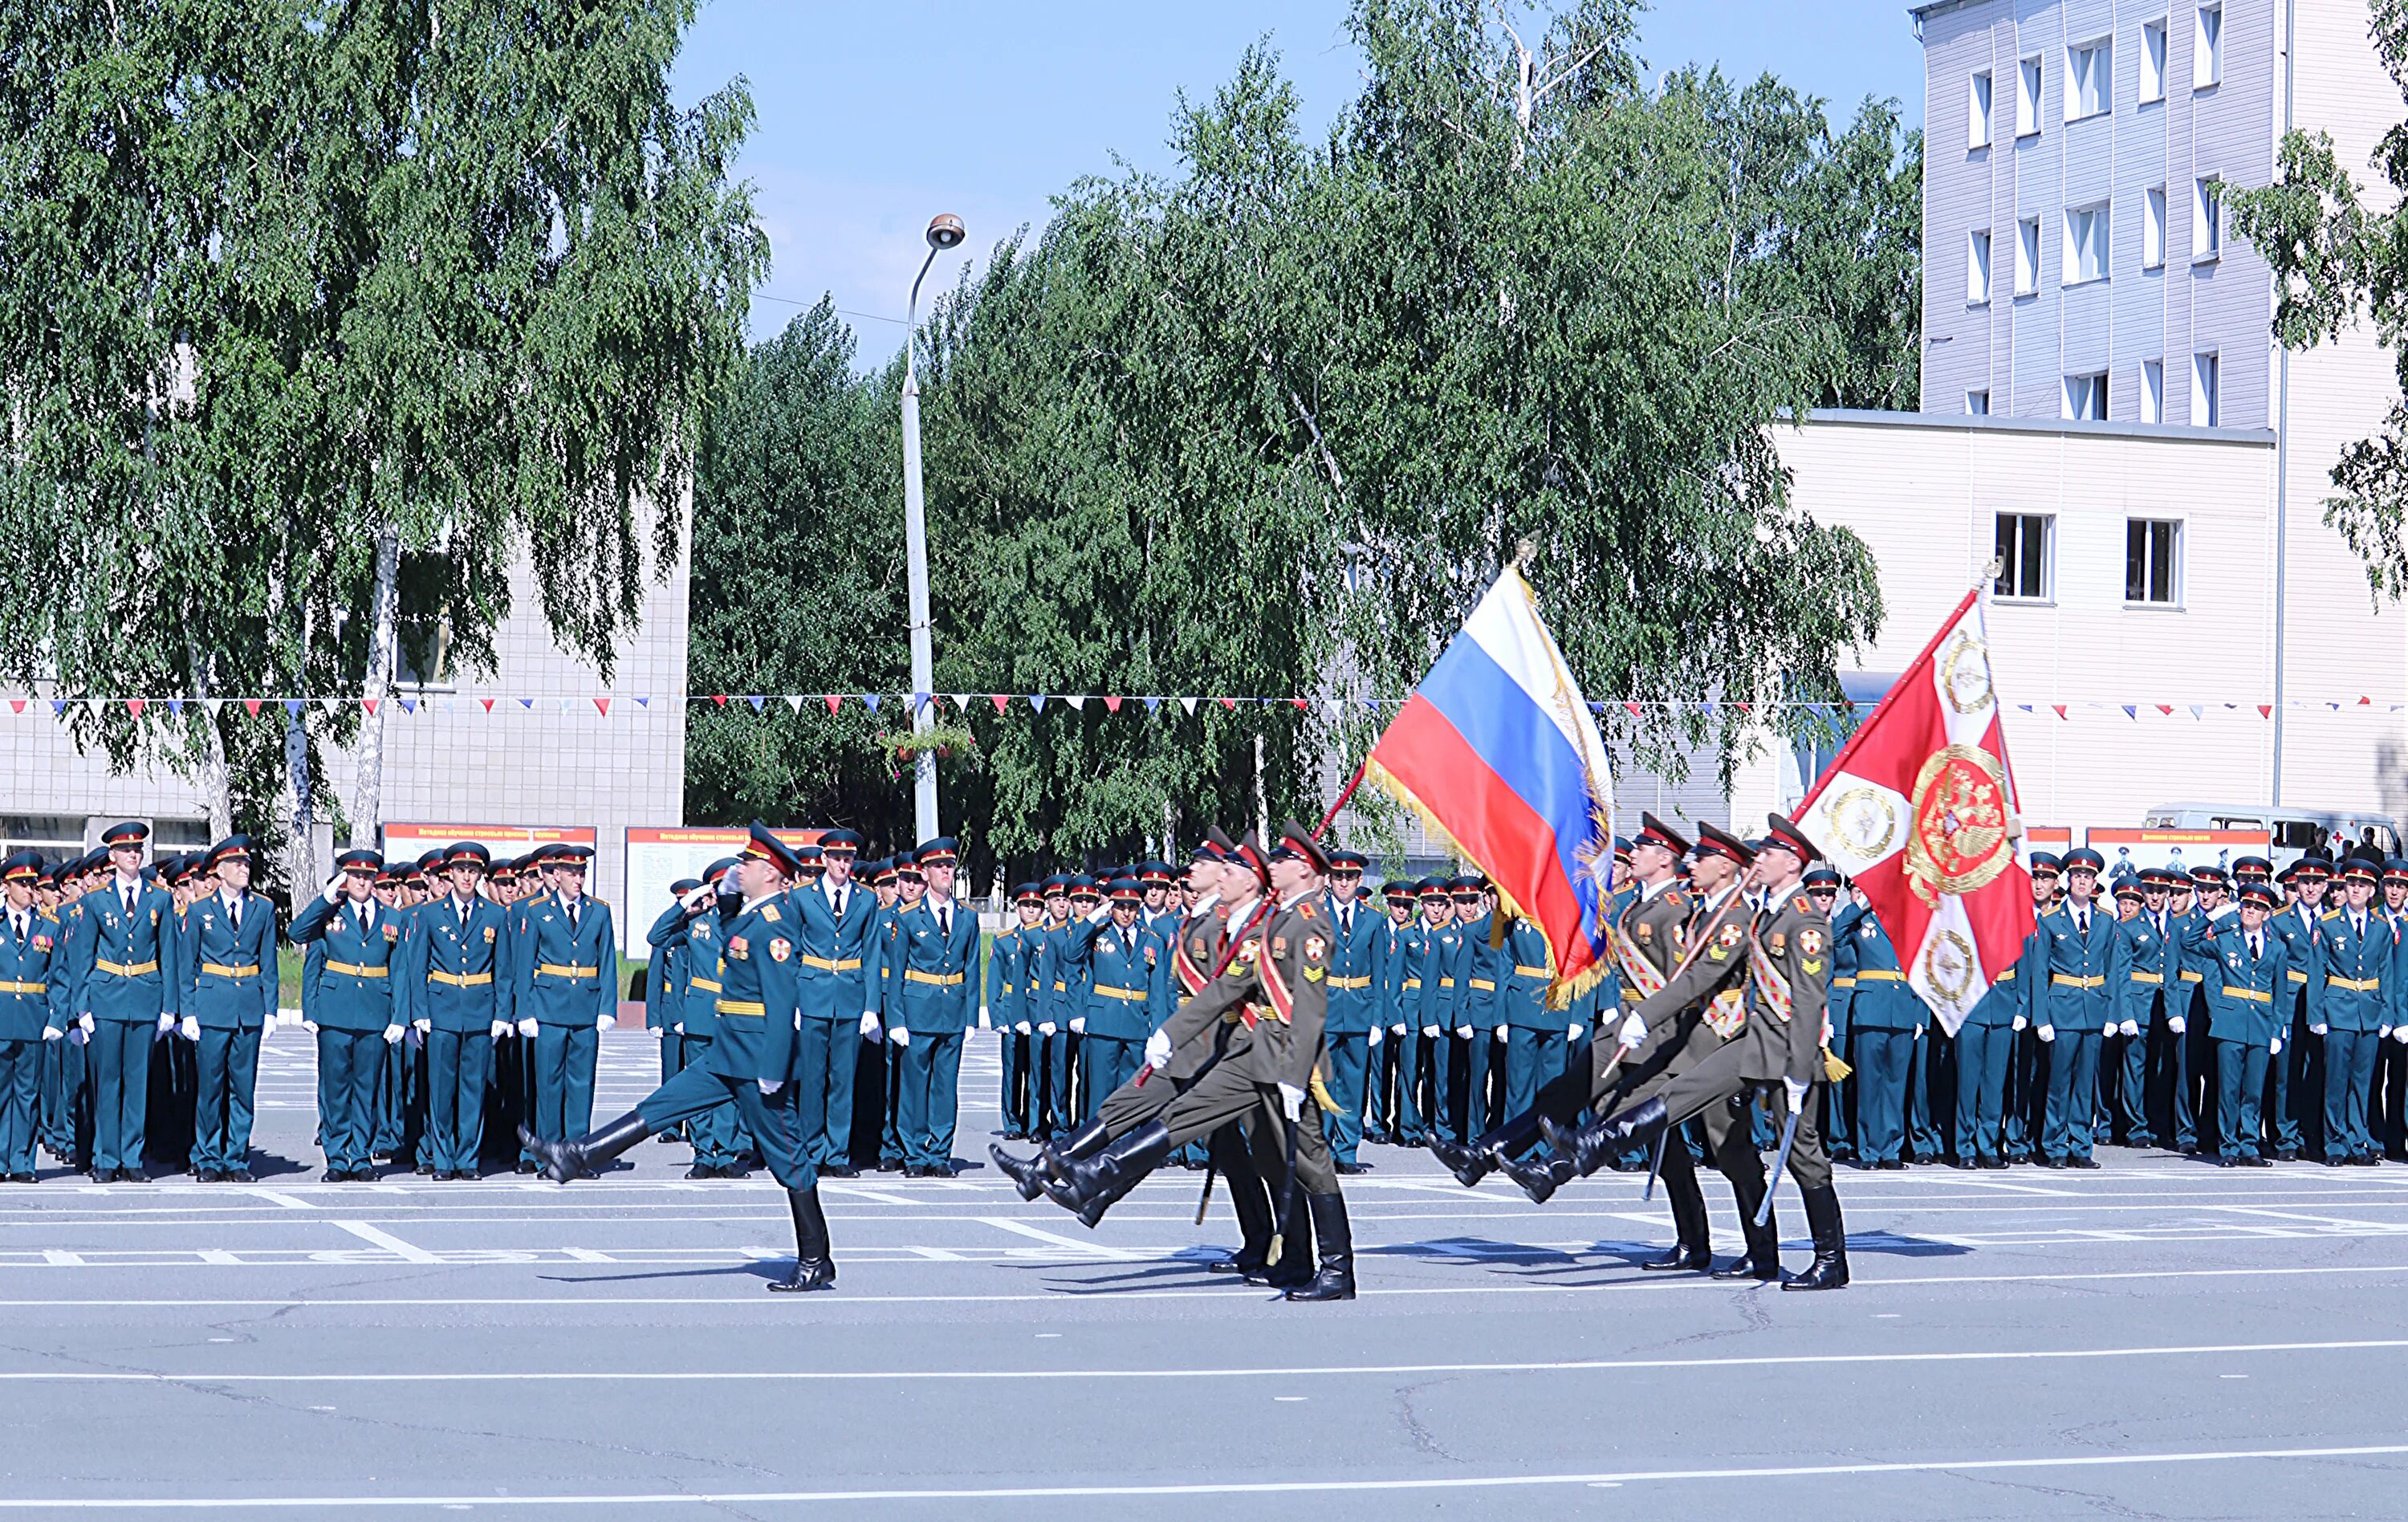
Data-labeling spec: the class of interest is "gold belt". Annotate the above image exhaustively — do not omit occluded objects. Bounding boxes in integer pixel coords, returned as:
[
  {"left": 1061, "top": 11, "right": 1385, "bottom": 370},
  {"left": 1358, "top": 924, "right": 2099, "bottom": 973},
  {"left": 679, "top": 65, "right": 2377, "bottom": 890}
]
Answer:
[
  {"left": 1832, "top": 976, "right": 1857, "bottom": 990},
  {"left": 2223, "top": 986, "right": 2272, "bottom": 1003},
  {"left": 426, "top": 971, "right": 492, "bottom": 987},
  {"left": 799, "top": 956, "right": 862, "bottom": 972},
  {"left": 96, "top": 958, "right": 158, "bottom": 977},
  {"left": 1512, "top": 965, "right": 1549, "bottom": 979},
  {"left": 905, "top": 970, "right": 965, "bottom": 987},
  {"left": 2328, "top": 975, "right": 2382, "bottom": 992},
  {"left": 717, "top": 999, "right": 766, "bottom": 1016},
  {"left": 537, "top": 962, "right": 598, "bottom": 979},
  {"left": 1002, "top": 983, "right": 1016, "bottom": 995},
  {"left": 2051, "top": 974, "right": 2105, "bottom": 989},
  {"left": 1093, "top": 985, "right": 1148, "bottom": 1002},
  {"left": 687, "top": 976, "right": 722, "bottom": 994},
  {"left": 1438, "top": 978, "right": 1456, "bottom": 988},
  {"left": 1328, "top": 975, "right": 1373, "bottom": 990},
  {"left": 0, "top": 980, "right": 43, "bottom": 995},
  {"left": 1467, "top": 978, "right": 1496, "bottom": 991},
  {"left": 2129, "top": 971, "right": 2164, "bottom": 984},
  {"left": 325, "top": 961, "right": 387, "bottom": 979},
  {"left": 1053, "top": 981, "right": 1068, "bottom": 992},
  {"left": 200, "top": 963, "right": 259, "bottom": 979},
  {"left": 1401, "top": 978, "right": 1422, "bottom": 991},
  {"left": 1856, "top": 969, "right": 1904, "bottom": 983}
]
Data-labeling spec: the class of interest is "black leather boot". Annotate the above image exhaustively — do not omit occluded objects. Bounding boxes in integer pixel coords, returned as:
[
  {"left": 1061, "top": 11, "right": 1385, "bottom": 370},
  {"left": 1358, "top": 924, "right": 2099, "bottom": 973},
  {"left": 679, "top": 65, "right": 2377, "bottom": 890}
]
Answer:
[
  {"left": 1428, "top": 1106, "right": 1544, "bottom": 1188},
  {"left": 1042, "top": 1120, "right": 1169, "bottom": 1226},
  {"left": 1713, "top": 1164, "right": 1782, "bottom": 1281},
  {"left": 1250, "top": 1189, "right": 1316, "bottom": 1288},
  {"left": 1542, "top": 1095, "right": 1666, "bottom": 1180},
  {"left": 1781, "top": 1184, "right": 1850, "bottom": 1291},
  {"left": 1497, "top": 1149, "right": 1572, "bottom": 1204},
  {"left": 990, "top": 1143, "right": 1050, "bottom": 1201},
  {"left": 768, "top": 1185, "right": 836, "bottom": 1292},
  {"left": 1209, "top": 1129, "right": 1275, "bottom": 1274},
  {"left": 1642, "top": 1167, "right": 1713, "bottom": 1272},
  {"left": 523, "top": 1110, "right": 652, "bottom": 1185},
  {"left": 1283, "top": 1193, "right": 1355, "bottom": 1301}
]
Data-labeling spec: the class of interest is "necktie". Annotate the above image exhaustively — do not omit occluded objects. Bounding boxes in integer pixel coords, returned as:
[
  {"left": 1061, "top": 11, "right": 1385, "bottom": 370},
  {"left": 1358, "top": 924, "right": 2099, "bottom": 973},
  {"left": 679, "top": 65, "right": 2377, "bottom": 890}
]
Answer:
[
  {"left": 568, "top": 898, "right": 580, "bottom": 932},
  {"left": 835, "top": 887, "right": 846, "bottom": 918},
  {"left": 125, "top": 887, "right": 136, "bottom": 917},
  {"left": 230, "top": 896, "right": 240, "bottom": 933},
  {"left": 2251, "top": 933, "right": 2263, "bottom": 959},
  {"left": 12, "top": 914, "right": 22, "bottom": 942},
  {"left": 2075, "top": 910, "right": 2088, "bottom": 936}
]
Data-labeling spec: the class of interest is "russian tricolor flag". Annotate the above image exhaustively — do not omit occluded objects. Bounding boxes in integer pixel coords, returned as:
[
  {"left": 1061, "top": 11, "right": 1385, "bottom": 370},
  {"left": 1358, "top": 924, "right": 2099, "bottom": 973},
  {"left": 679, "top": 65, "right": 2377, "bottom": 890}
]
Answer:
[{"left": 1365, "top": 565, "right": 1615, "bottom": 998}]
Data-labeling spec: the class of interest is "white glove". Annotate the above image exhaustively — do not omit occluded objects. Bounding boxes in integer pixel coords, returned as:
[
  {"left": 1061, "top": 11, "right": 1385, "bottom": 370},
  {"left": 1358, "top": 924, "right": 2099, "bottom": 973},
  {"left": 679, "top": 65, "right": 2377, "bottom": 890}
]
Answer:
[
  {"left": 300, "top": 1019, "right": 318, "bottom": 1035},
  {"left": 1456, "top": 1024, "right": 1472, "bottom": 1039},
  {"left": 1016, "top": 1020, "right": 1032, "bottom": 1035},
  {"left": 673, "top": 1021, "right": 685, "bottom": 1036},
  {"left": 1916, "top": 1025, "right": 1927, "bottom": 1039},
  {"left": 1495, "top": 1024, "right": 1508, "bottom": 1041},
  {"left": 179, "top": 1015, "right": 198, "bottom": 1041},
  {"left": 2385, "top": 1027, "right": 2395, "bottom": 1040},
  {"left": 1783, "top": 1076, "right": 1809, "bottom": 1113},
  {"left": 1368, "top": 1024, "right": 1385, "bottom": 1046},
  {"left": 1617, "top": 1014, "right": 1647, "bottom": 1050},
  {"left": 1422, "top": 1024, "right": 1440, "bottom": 1038},
  {"left": 1144, "top": 1028, "right": 1173, "bottom": 1068},
  {"left": 2168, "top": 1015, "right": 2186, "bottom": 1034},
  {"left": 2102, "top": 1022, "right": 2117, "bottom": 1038},
  {"left": 889, "top": 1026, "right": 910, "bottom": 1047},
  {"left": 1391, "top": 1023, "right": 1406, "bottom": 1036},
  {"left": 382, "top": 1023, "right": 404, "bottom": 1044},
  {"left": 323, "top": 876, "right": 345, "bottom": 901},
  {"left": 42, "top": 1025, "right": 60, "bottom": 1042},
  {"left": 1038, "top": 1022, "right": 1056, "bottom": 1036},
  {"left": 157, "top": 1012, "right": 175, "bottom": 1034},
  {"left": 1276, "top": 1082, "right": 1305, "bottom": 1121},
  {"left": 518, "top": 1017, "right": 538, "bottom": 1037},
  {"left": 2394, "top": 1025, "right": 2408, "bottom": 1045},
  {"left": 66, "top": 1024, "right": 86, "bottom": 1045},
  {"left": 2312, "top": 1023, "right": 2329, "bottom": 1036},
  {"left": 1567, "top": 1023, "right": 1582, "bottom": 1040},
  {"left": 78, "top": 1013, "right": 94, "bottom": 1035},
  {"left": 977, "top": 1005, "right": 991, "bottom": 1030},
  {"left": 2012, "top": 1015, "right": 2028, "bottom": 1032},
  {"left": 2272, "top": 1036, "right": 2284, "bottom": 1056},
  {"left": 758, "top": 1077, "right": 782, "bottom": 1094},
  {"left": 595, "top": 1012, "right": 612, "bottom": 1031},
  {"left": 2038, "top": 1023, "right": 2056, "bottom": 1043},
  {"left": 1069, "top": 1017, "right": 1087, "bottom": 1034},
  {"left": 415, "top": 1018, "right": 432, "bottom": 1033},
  {"left": 2119, "top": 1019, "right": 2139, "bottom": 1037},
  {"left": 860, "top": 1013, "right": 881, "bottom": 1040},
  {"left": 490, "top": 1020, "right": 510, "bottom": 1040}
]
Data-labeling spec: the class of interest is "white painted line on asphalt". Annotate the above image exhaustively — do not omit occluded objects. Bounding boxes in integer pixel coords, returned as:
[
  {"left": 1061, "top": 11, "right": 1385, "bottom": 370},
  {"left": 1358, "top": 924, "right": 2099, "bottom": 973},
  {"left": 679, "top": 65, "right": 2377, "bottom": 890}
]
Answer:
[
  {"left": 327, "top": 1222, "right": 438, "bottom": 1264},
  {"left": 7, "top": 1441, "right": 2408, "bottom": 1507},
  {"left": 978, "top": 1216, "right": 1143, "bottom": 1261},
  {"left": 246, "top": 1191, "right": 315, "bottom": 1211},
  {"left": 2, "top": 1335, "right": 2397, "bottom": 1383}
]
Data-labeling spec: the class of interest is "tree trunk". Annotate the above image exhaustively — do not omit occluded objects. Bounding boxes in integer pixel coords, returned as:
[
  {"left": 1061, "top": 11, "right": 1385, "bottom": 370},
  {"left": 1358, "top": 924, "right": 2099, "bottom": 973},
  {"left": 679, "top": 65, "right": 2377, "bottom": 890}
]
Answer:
[
  {"left": 351, "top": 523, "right": 399, "bottom": 849},
  {"left": 185, "top": 635, "right": 233, "bottom": 841}
]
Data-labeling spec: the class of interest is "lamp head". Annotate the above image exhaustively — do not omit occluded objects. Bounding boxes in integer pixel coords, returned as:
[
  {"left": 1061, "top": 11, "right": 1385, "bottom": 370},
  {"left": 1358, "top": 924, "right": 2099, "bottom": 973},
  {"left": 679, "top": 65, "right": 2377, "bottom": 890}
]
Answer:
[{"left": 925, "top": 214, "right": 966, "bottom": 250}]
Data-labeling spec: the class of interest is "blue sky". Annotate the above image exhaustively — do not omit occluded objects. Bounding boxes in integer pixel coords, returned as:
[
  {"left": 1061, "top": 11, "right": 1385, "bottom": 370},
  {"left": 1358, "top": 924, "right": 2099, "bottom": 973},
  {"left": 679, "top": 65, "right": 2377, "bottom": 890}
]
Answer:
[{"left": 671, "top": 2, "right": 1926, "bottom": 360}]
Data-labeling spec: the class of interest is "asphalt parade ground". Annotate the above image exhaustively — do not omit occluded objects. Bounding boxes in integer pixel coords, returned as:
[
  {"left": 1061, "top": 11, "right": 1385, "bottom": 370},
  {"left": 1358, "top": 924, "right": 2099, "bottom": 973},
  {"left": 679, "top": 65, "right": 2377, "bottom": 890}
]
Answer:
[{"left": 6, "top": 1031, "right": 2408, "bottom": 1517}]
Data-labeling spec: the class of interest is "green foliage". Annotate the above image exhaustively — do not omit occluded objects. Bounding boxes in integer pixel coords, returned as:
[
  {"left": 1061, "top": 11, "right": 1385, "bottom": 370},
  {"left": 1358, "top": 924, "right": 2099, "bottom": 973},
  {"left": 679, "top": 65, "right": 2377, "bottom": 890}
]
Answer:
[
  {"left": 2234, "top": 7, "right": 2408, "bottom": 600},
  {"left": 689, "top": 1, "right": 1911, "bottom": 878}
]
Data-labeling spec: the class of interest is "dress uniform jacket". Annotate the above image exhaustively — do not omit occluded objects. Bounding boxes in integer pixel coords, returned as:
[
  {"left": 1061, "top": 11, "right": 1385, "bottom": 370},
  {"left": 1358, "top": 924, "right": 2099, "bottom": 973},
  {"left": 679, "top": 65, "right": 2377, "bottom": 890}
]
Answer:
[
  {"left": 2036, "top": 903, "right": 2125, "bottom": 1033},
  {"left": 2312, "top": 908, "right": 2393, "bottom": 1036},
  {"left": 706, "top": 897, "right": 803, "bottom": 1082},
  {"left": 76, "top": 878, "right": 180, "bottom": 1024},
  {"left": 406, "top": 893, "right": 509, "bottom": 1031},
  {"left": 649, "top": 902, "right": 724, "bottom": 1040},
  {"left": 791, "top": 878, "right": 877, "bottom": 1023},
  {"left": 1840, "top": 910, "right": 1921, "bottom": 1033},
  {"left": 985, "top": 922, "right": 1033, "bottom": 1031},
  {"left": 1078, "top": 917, "right": 1165, "bottom": 1042},
  {"left": 514, "top": 893, "right": 617, "bottom": 1026},
  {"left": 1321, "top": 893, "right": 1383, "bottom": 1037},
  {"left": 182, "top": 892, "right": 277, "bottom": 1031},
  {"left": 893, "top": 897, "right": 981, "bottom": 1036},
  {"left": 1741, "top": 890, "right": 1830, "bottom": 1089},
  {"left": 0, "top": 911, "right": 58, "bottom": 1043},
  {"left": 293, "top": 894, "right": 400, "bottom": 1032},
  {"left": 2206, "top": 927, "right": 2292, "bottom": 1048},
  {"left": 1499, "top": 918, "right": 1555, "bottom": 1032}
]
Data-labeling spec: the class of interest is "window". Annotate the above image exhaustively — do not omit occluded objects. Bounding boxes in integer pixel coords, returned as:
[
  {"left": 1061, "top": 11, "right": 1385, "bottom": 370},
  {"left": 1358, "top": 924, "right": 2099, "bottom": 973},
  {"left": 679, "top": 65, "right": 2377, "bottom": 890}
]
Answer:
[
  {"left": 2194, "top": 177, "right": 2222, "bottom": 260},
  {"left": 2142, "top": 358, "right": 2166, "bottom": 423},
  {"left": 2195, "top": 4, "right": 2222, "bottom": 89},
  {"left": 2064, "top": 371, "right": 2108, "bottom": 420},
  {"left": 1970, "top": 70, "right": 1994, "bottom": 149},
  {"left": 1968, "top": 228, "right": 1992, "bottom": 303},
  {"left": 2067, "top": 39, "right": 2113, "bottom": 120},
  {"left": 395, "top": 617, "right": 458, "bottom": 691},
  {"left": 1995, "top": 514, "right": 2055, "bottom": 600},
  {"left": 2142, "top": 18, "right": 2169, "bottom": 101},
  {"left": 2015, "top": 216, "right": 2041, "bottom": 295},
  {"left": 2064, "top": 201, "right": 2110, "bottom": 284},
  {"left": 2193, "top": 351, "right": 2219, "bottom": 425},
  {"left": 2125, "top": 519, "right": 2182, "bottom": 604},
  {"left": 2144, "top": 185, "right": 2167, "bottom": 267},
  {"left": 1967, "top": 389, "right": 1991, "bottom": 416},
  {"left": 2017, "top": 55, "right": 2044, "bottom": 136}
]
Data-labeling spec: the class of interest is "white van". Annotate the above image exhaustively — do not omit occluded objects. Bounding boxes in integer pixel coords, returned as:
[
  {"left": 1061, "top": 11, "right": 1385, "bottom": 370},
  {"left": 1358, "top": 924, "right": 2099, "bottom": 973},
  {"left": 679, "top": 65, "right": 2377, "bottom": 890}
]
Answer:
[{"left": 2140, "top": 802, "right": 2402, "bottom": 869}]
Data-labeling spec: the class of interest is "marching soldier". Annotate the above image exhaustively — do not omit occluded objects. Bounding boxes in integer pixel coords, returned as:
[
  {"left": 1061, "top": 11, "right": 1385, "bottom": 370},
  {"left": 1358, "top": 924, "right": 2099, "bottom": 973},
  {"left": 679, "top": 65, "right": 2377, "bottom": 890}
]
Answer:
[
  {"left": 515, "top": 844, "right": 618, "bottom": 1150},
  {"left": 405, "top": 843, "right": 510, "bottom": 1180},
  {"left": 74, "top": 822, "right": 181, "bottom": 1182},
  {"left": 0, "top": 852, "right": 57, "bottom": 1182},
  {"left": 984, "top": 882, "right": 1043, "bottom": 1139},
  {"left": 1319, "top": 850, "right": 1380, "bottom": 1171},
  {"left": 887, "top": 839, "right": 981, "bottom": 1175},
  {"left": 293, "top": 850, "right": 404, "bottom": 1181},
  {"left": 526, "top": 825, "right": 834, "bottom": 1293},
  {"left": 181, "top": 836, "right": 277, "bottom": 1182}
]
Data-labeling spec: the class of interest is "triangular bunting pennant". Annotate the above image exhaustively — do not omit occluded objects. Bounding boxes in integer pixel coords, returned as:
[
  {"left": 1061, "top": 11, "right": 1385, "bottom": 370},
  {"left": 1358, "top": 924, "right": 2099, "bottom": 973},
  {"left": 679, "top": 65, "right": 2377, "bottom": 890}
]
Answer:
[
  {"left": 710, "top": 694, "right": 729, "bottom": 708},
  {"left": 784, "top": 695, "right": 805, "bottom": 715},
  {"left": 636, "top": 697, "right": 650, "bottom": 709},
  {"left": 168, "top": 699, "right": 186, "bottom": 716},
  {"left": 1144, "top": 697, "right": 1161, "bottom": 714},
  {"left": 1623, "top": 700, "right": 1642, "bottom": 718},
  {"left": 2190, "top": 705, "right": 2205, "bottom": 721},
  {"left": 82, "top": 699, "right": 103, "bottom": 719},
  {"left": 1217, "top": 697, "right": 1236, "bottom": 711},
  {"left": 990, "top": 694, "right": 1007, "bottom": 714},
  {"left": 126, "top": 698, "right": 146, "bottom": 718},
  {"left": 593, "top": 698, "right": 610, "bottom": 717},
  {"left": 2052, "top": 705, "right": 2068, "bottom": 720},
  {"left": 13, "top": 698, "right": 31, "bottom": 715},
  {"left": 397, "top": 698, "right": 417, "bottom": 714},
  {"left": 2154, "top": 704, "right": 2173, "bottom": 715},
  {"left": 1290, "top": 697, "right": 1308, "bottom": 711},
  {"left": 823, "top": 694, "right": 841, "bottom": 714},
  {"left": 1031, "top": 694, "right": 1046, "bottom": 712},
  {"left": 2015, "top": 703, "right": 2034, "bottom": 714},
  {"left": 205, "top": 698, "right": 225, "bottom": 714},
  {"left": 2362, "top": 696, "right": 2376, "bottom": 706},
  {"left": 284, "top": 699, "right": 303, "bottom": 718},
  {"left": 862, "top": 694, "right": 880, "bottom": 712},
  {"left": 1065, "top": 694, "right": 1085, "bottom": 711},
  {"left": 2120, "top": 705, "right": 2137, "bottom": 720},
  {"left": 518, "top": 697, "right": 535, "bottom": 710},
  {"left": 478, "top": 697, "right": 495, "bottom": 713},
  {"left": 1179, "top": 697, "right": 1198, "bottom": 716},
  {"left": 951, "top": 694, "right": 970, "bottom": 713},
  {"left": 47, "top": 699, "right": 67, "bottom": 719},
  {"left": 360, "top": 698, "right": 378, "bottom": 717},
  {"left": 1104, "top": 695, "right": 1122, "bottom": 714},
  {"left": 913, "top": 692, "right": 930, "bottom": 714},
  {"left": 746, "top": 696, "right": 765, "bottom": 712},
  {"left": 1324, "top": 699, "right": 1344, "bottom": 723}
]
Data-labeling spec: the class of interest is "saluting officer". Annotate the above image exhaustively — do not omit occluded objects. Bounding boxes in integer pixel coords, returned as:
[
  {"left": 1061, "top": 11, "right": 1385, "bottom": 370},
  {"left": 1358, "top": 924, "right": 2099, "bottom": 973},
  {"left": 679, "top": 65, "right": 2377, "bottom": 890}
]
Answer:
[
  {"left": 1318, "top": 850, "right": 1381, "bottom": 1172},
  {"left": 181, "top": 836, "right": 277, "bottom": 1182},
  {"left": 293, "top": 850, "right": 404, "bottom": 1180},
  {"left": 515, "top": 844, "right": 618, "bottom": 1150},
  {"left": 0, "top": 852, "right": 58, "bottom": 1181},
  {"left": 528, "top": 825, "right": 835, "bottom": 1291},
  {"left": 887, "top": 839, "right": 981, "bottom": 1175},
  {"left": 405, "top": 843, "right": 510, "bottom": 1180},
  {"left": 649, "top": 877, "right": 698, "bottom": 1095},
  {"left": 74, "top": 822, "right": 181, "bottom": 1182}
]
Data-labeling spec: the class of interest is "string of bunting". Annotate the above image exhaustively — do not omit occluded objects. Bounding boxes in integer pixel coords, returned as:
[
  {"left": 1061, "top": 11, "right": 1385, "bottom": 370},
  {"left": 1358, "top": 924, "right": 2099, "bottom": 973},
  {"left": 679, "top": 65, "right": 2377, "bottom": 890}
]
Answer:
[{"left": 0, "top": 694, "right": 2402, "bottom": 720}]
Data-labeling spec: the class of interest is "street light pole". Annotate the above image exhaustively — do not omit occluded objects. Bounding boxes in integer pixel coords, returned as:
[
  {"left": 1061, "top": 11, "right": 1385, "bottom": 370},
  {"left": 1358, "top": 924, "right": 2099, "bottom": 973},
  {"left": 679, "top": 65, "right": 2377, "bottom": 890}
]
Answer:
[{"left": 901, "top": 213, "right": 965, "bottom": 844}]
